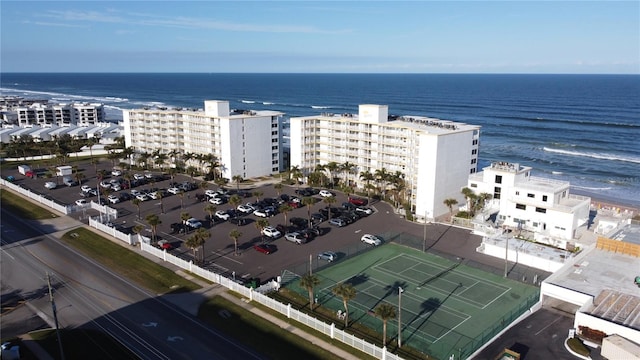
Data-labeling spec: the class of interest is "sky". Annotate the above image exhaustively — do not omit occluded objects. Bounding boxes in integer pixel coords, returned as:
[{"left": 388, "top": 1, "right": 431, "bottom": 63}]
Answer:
[{"left": 1, "top": 1, "right": 639, "bottom": 74}]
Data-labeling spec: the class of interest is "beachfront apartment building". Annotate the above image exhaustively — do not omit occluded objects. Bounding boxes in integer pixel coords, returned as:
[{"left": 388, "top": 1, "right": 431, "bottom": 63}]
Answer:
[
  {"left": 468, "top": 161, "right": 591, "bottom": 245},
  {"left": 123, "top": 100, "right": 284, "bottom": 180},
  {"left": 289, "top": 104, "right": 481, "bottom": 221},
  {"left": 14, "top": 102, "right": 105, "bottom": 127}
]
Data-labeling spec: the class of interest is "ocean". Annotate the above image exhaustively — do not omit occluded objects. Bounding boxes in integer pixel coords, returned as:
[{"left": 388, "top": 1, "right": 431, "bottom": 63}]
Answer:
[{"left": 1, "top": 73, "right": 639, "bottom": 207}]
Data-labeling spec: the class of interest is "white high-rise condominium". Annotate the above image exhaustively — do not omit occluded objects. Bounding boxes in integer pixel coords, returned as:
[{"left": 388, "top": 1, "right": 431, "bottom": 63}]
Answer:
[
  {"left": 123, "top": 100, "right": 284, "bottom": 180},
  {"left": 289, "top": 104, "right": 481, "bottom": 221}
]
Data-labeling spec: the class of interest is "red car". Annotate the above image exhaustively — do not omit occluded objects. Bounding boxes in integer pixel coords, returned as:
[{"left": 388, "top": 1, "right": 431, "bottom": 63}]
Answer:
[
  {"left": 348, "top": 196, "right": 368, "bottom": 206},
  {"left": 157, "top": 240, "right": 172, "bottom": 250},
  {"left": 254, "top": 244, "right": 276, "bottom": 254}
]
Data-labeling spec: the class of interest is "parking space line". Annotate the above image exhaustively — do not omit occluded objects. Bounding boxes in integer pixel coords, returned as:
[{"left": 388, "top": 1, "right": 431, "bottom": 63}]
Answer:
[{"left": 211, "top": 250, "right": 243, "bottom": 265}]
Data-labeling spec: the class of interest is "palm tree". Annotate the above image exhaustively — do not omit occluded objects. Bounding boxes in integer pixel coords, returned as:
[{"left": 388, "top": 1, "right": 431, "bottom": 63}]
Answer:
[
  {"left": 145, "top": 214, "right": 162, "bottom": 242},
  {"left": 132, "top": 198, "right": 142, "bottom": 219},
  {"left": 332, "top": 282, "right": 357, "bottom": 327},
  {"left": 256, "top": 219, "right": 269, "bottom": 243},
  {"left": 123, "top": 172, "right": 133, "bottom": 190},
  {"left": 278, "top": 203, "right": 293, "bottom": 231},
  {"left": 154, "top": 152, "right": 168, "bottom": 171},
  {"left": 300, "top": 273, "right": 321, "bottom": 310},
  {"left": 273, "top": 183, "right": 283, "bottom": 196},
  {"left": 324, "top": 161, "right": 339, "bottom": 187},
  {"left": 302, "top": 196, "right": 315, "bottom": 228},
  {"left": 252, "top": 190, "right": 263, "bottom": 202},
  {"left": 194, "top": 227, "right": 210, "bottom": 263},
  {"left": 186, "top": 166, "right": 198, "bottom": 180},
  {"left": 229, "top": 229, "right": 242, "bottom": 256},
  {"left": 180, "top": 211, "right": 191, "bottom": 234},
  {"left": 200, "top": 180, "right": 210, "bottom": 193},
  {"left": 314, "top": 164, "right": 326, "bottom": 187},
  {"left": 232, "top": 175, "right": 243, "bottom": 192},
  {"left": 228, "top": 195, "right": 242, "bottom": 222},
  {"left": 74, "top": 170, "right": 85, "bottom": 186},
  {"left": 374, "top": 168, "right": 390, "bottom": 198},
  {"left": 204, "top": 203, "right": 217, "bottom": 223},
  {"left": 155, "top": 191, "right": 165, "bottom": 214},
  {"left": 91, "top": 158, "right": 100, "bottom": 174},
  {"left": 461, "top": 187, "right": 476, "bottom": 216},
  {"left": 340, "top": 161, "right": 356, "bottom": 187},
  {"left": 177, "top": 190, "right": 185, "bottom": 209},
  {"left": 374, "top": 303, "right": 397, "bottom": 346},
  {"left": 185, "top": 233, "right": 205, "bottom": 264},
  {"left": 359, "top": 170, "right": 374, "bottom": 202},
  {"left": 290, "top": 167, "right": 303, "bottom": 189},
  {"left": 323, "top": 196, "right": 337, "bottom": 221},
  {"left": 443, "top": 198, "right": 458, "bottom": 222}
]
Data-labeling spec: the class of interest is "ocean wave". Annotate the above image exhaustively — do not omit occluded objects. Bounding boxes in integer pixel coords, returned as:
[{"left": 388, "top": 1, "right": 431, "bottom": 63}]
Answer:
[
  {"left": 263, "top": 102, "right": 274, "bottom": 105},
  {"left": 496, "top": 113, "right": 639, "bottom": 129},
  {"left": 311, "top": 105, "right": 331, "bottom": 109},
  {"left": 543, "top": 147, "right": 640, "bottom": 164},
  {"left": 572, "top": 185, "right": 613, "bottom": 191},
  {"left": 1, "top": 87, "right": 129, "bottom": 104},
  {"left": 241, "top": 100, "right": 255, "bottom": 104}
]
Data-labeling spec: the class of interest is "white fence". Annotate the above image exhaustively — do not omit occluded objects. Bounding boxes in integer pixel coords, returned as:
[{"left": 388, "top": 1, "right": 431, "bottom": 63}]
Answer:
[
  {"left": 139, "top": 242, "right": 402, "bottom": 360},
  {"left": 88, "top": 217, "right": 136, "bottom": 245},
  {"left": 0, "top": 179, "right": 70, "bottom": 214}
]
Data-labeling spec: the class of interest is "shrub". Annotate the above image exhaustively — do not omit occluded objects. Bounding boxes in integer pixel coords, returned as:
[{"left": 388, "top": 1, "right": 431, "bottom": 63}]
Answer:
[{"left": 567, "top": 337, "right": 590, "bottom": 357}]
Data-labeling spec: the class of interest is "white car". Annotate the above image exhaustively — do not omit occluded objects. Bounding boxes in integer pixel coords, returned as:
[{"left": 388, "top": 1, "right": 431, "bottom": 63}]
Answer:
[
  {"left": 44, "top": 181, "right": 57, "bottom": 189},
  {"left": 81, "top": 185, "right": 92, "bottom": 193},
  {"left": 167, "top": 187, "right": 181, "bottom": 195},
  {"left": 210, "top": 197, "right": 226, "bottom": 205},
  {"left": 284, "top": 232, "right": 306, "bottom": 244},
  {"left": 99, "top": 180, "right": 111, "bottom": 188},
  {"left": 111, "top": 183, "right": 122, "bottom": 192},
  {"left": 215, "top": 210, "right": 230, "bottom": 221},
  {"left": 184, "top": 217, "right": 203, "bottom": 228},
  {"left": 107, "top": 194, "right": 120, "bottom": 204},
  {"left": 131, "top": 189, "right": 141, "bottom": 196},
  {"left": 148, "top": 191, "right": 161, "bottom": 200},
  {"left": 75, "top": 199, "right": 88, "bottom": 206},
  {"left": 319, "top": 190, "right": 334, "bottom": 197},
  {"left": 261, "top": 226, "right": 282, "bottom": 239},
  {"left": 237, "top": 204, "right": 254, "bottom": 214},
  {"left": 253, "top": 208, "right": 272, "bottom": 218},
  {"left": 135, "top": 194, "right": 149, "bottom": 202},
  {"left": 133, "top": 173, "right": 145, "bottom": 181},
  {"left": 205, "top": 189, "right": 217, "bottom": 198},
  {"left": 111, "top": 169, "right": 122, "bottom": 176},
  {"left": 361, "top": 234, "right": 382, "bottom": 246},
  {"left": 355, "top": 207, "right": 373, "bottom": 215}
]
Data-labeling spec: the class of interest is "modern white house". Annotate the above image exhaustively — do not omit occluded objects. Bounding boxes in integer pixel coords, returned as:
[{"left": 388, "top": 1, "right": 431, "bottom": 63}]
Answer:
[
  {"left": 123, "top": 100, "right": 284, "bottom": 180},
  {"left": 289, "top": 104, "right": 481, "bottom": 221},
  {"left": 467, "top": 161, "right": 591, "bottom": 246}
]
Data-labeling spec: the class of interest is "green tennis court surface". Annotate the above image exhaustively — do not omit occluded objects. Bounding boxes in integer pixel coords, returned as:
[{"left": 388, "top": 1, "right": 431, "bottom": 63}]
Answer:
[{"left": 285, "top": 243, "right": 539, "bottom": 360}]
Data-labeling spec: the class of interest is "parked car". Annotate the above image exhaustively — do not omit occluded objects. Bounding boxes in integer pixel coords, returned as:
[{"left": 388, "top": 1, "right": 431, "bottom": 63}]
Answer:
[
  {"left": 319, "top": 190, "right": 334, "bottom": 197},
  {"left": 284, "top": 232, "right": 306, "bottom": 244},
  {"left": 135, "top": 194, "right": 149, "bottom": 202},
  {"left": 107, "top": 194, "right": 120, "bottom": 204},
  {"left": 75, "top": 199, "right": 87, "bottom": 206},
  {"left": 99, "top": 180, "right": 111, "bottom": 188},
  {"left": 81, "top": 185, "right": 92, "bottom": 193},
  {"left": 183, "top": 217, "right": 203, "bottom": 229},
  {"left": 329, "top": 218, "right": 347, "bottom": 227},
  {"left": 261, "top": 226, "right": 282, "bottom": 239},
  {"left": 229, "top": 217, "right": 249, "bottom": 226},
  {"left": 355, "top": 206, "right": 373, "bottom": 215},
  {"left": 133, "top": 173, "right": 145, "bottom": 181},
  {"left": 318, "top": 251, "right": 338, "bottom": 262},
  {"left": 361, "top": 234, "right": 382, "bottom": 246},
  {"left": 44, "top": 181, "right": 57, "bottom": 189},
  {"left": 311, "top": 213, "right": 327, "bottom": 223},
  {"left": 215, "top": 210, "right": 230, "bottom": 221},
  {"left": 290, "top": 217, "right": 308, "bottom": 228},
  {"left": 254, "top": 243, "right": 276, "bottom": 255},
  {"left": 167, "top": 187, "right": 181, "bottom": 195},
  {"left": 157, "top": 240, "right": 172, "bottom": 250},
  {"left": 111, "top": 169, "right": 123, "bottom": 176},
  {"left": 63, "top": 176, "right": 77, "bottom": 187},
  {"left": 253, "top": 208, "right": 274, "bottom": 218},
  {"left": 237, "top": 204, "right": 254, "bottom": 214},
  {"left": 348, "top": 196, "right": 368, "bottom": 206},
  {"left": 210, "top": 197, "right": 226, "bottom": 205}
]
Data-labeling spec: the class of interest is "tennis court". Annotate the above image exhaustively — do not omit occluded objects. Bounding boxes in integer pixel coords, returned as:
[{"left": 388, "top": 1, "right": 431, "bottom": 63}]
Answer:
[{"left": 285, "top": 243, "right": 539, "bottom": 359}]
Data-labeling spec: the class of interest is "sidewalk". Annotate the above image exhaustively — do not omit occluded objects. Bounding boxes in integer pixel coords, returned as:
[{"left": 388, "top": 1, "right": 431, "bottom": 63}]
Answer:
[{"left": 10, "top": 191, "right": 362, "bottom": 360}]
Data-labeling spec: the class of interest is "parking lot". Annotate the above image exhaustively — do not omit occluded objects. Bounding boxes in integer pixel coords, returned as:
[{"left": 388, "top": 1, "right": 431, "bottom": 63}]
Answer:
[{"left": 4, "top": 160, "right": 405, "bottom": 284}]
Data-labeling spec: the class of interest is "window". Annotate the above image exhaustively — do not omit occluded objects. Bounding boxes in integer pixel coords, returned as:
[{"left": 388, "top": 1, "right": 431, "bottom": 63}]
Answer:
[
  {"left": 536, "top": 207, "right": 546, "bottom": 213},
  {"left": 470, "top": 183, "right": 478, "bottom": 188},
  {"left": 527, "top": 193, "right": 535, "bottom": 198},
  {"left": 515, "top": 191, "right": 520, "bottom": 195},
  {"left": 495, "top": 175, "right": 502, "bottom": 184},
  {"left": 516, "top": 203, "right": 526, "bottom": 210},
  {"left": 542, "top": 195, "right": 548, "bottom": 202},
  {"left": 494, "top": 186, "right": 501, "bottom": 200},
  {"left": 471, "top": 149, "right": 477, "bottom": 155},
  {"left": 471, "top": 158, "right": 476, "bottom": 164}
]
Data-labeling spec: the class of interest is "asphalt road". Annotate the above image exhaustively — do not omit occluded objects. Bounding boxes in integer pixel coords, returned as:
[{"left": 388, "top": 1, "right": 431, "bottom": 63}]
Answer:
[{"left": 0, "top": 207, "right": 265, "bottom": 360}]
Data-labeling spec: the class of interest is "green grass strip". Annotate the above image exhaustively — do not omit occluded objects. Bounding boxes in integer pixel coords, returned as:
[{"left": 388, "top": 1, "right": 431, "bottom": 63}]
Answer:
[
  {"left": 198, "top": 295, "right": 344, "bottom": 360},
  {"left": 61, "top": 227, "right": 201, "bottom": 294},
  {"left": 0, "top": 189, "right": 59, "bottom": 220}
]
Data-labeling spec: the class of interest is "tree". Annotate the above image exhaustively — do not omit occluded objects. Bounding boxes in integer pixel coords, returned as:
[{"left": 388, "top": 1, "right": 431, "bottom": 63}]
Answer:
[
  {"left": 132, "top": 198, "right": 142, "bottom": 219},
  {"left": 332, "top": 282, "right": 357, "bottom": 327},
  {"left": 180, "top": 211, "right": 191, "bottom": 234},
  {"left": 232, "top": 175, "right": 243, "bottom": 192},
  {"left": 278, "top": 203, "right": 293, "bottom": 232},
  {"left": 374, "top": 303, "right": 397, "bottom": 346},
  {"left": 443, "top": 198, "right": 458, "bottom": 222},
  {"left": 155, "top": 191, "right": 165, "bottom": 214},
  {"left": 252, "top": 190, "right": 263, "bottom": 202},
  {"left": 204, "top": 203, "right": 217, "bottom": 223},
  {"left": 461, "top": 187, "right": 476, "bottom": 216},
  {"left": 340, "top": 161, "right": 356, "bottom": 187},
  {"left": 186, "top": 166, "right": 198, "bottom": 180},
  {"left": 374, "top": 168, "right": 390, "bottom": 198},
  {"left": 256, "top": 219, "right": 269, "bottom": 243},
  {"left": 302, "top": 196, "right": 316, "bottom": 228},
  {"left": 300, "top": 273, "right": 321, "bottom": 311},
  {"left": 229, "top": 229, "right": 242, "bottom": 256},
  {"left": 324, "top": 161, "right": 339, "bottom": 187},
  {"left": 194, "top": 227, "right": 211, "bottom": 263},
  {"left": 323, "top": 196, "right": 336, "bottom": 221},
  {"left": 185, "top": 233, "right": 205, "bottom": 264},
  {"left": 177, "top": 190, "right": 185, "bottom": 209},
  {"left": 359, "top": 170, "right": 374, "bottom": 202},
  {"left": 290, "top": 167, "right": 303, "bottom": 189},
  {"left": 145, "top": 214, "right": 162, "bottom": 242},
  {"left": 74, "top": 170, "right": 85, "bottom": 186},
  {"left": 123, "top": 172, "right": 133, "bottom": 191},
  {"left": 228, "top": 195, "right": 242, "bottom": 222},
  {"left": 273, "top": 183, "right": 283, "bottom": 196}
]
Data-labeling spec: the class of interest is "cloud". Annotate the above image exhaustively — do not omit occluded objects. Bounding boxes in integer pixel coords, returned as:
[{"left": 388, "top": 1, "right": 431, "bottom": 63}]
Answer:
[{"left": 23, "top": 20, "right": 87, "bottom": 28}]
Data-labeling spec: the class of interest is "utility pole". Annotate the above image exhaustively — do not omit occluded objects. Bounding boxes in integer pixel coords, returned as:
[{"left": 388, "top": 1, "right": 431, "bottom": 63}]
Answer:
[
  {"left": 398, "top": 286, "right": 404, "bottom": 347},
  {"left": 423, "top": 211, "right": 427, "bottom": 252},
  {"left": 47, "top": 272, "right": 66, "bottom": 360},
  {"left": 504, "top": 237, "right": 509, "bottom": 278},
  {"left": 309, "top": 254, "right": 313, "bottom": 275}
]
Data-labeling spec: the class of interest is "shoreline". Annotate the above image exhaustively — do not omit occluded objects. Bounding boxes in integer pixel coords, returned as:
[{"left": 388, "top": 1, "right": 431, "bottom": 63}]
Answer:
[{"left": 572, "top": 188, "right": 639, "bottom": 216}]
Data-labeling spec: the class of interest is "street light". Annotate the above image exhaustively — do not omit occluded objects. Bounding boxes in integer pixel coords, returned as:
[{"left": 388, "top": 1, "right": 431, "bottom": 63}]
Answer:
[{"left": 398, "top": 286, "right": 404, "bottom": 347}]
